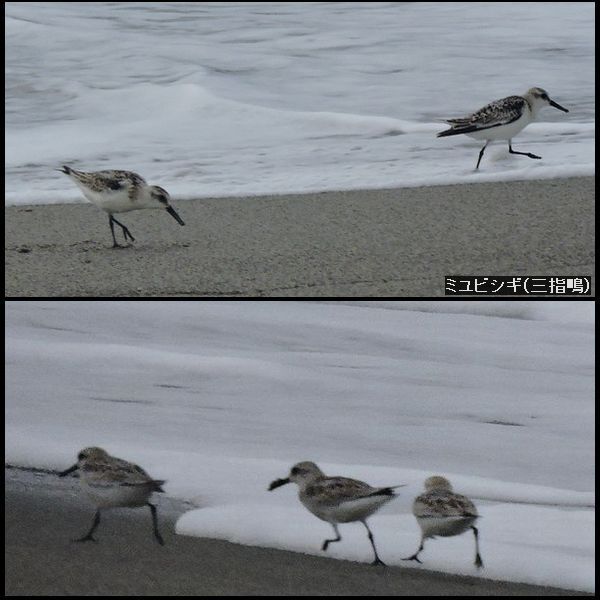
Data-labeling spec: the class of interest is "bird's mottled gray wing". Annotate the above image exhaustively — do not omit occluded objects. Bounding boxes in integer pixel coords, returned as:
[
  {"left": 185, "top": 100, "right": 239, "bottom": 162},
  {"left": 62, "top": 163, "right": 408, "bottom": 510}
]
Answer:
[
  {"left": 93, "top": 170, "right": 146, "bottom": 191},
  {"left": 414, "top": 491, "right": 478, "bottom": 518},
  {"left": 304, "top": 477, "right": 393, "bottom": 506},
  {"left": 445, "top": 95, "right": 526, "bottom": 131},
  {"left": 83, "top": 456, "right": 155, "bottom": 485}
]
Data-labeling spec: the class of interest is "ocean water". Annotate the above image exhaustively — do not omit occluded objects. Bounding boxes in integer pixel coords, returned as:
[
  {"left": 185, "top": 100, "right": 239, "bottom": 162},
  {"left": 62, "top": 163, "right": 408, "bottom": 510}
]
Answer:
[{"left": 5, "top": 2, "right": 595, "bottom": 205}]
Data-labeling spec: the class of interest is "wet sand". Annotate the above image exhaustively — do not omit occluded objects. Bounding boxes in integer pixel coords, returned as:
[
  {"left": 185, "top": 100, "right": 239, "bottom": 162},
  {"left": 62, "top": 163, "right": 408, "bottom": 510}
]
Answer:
[
  {"left": 5, "top": 469, "right": 590, "bottom": 596},
  {"left": 5, "top": 177, "right": 594, "bottom": 297}
]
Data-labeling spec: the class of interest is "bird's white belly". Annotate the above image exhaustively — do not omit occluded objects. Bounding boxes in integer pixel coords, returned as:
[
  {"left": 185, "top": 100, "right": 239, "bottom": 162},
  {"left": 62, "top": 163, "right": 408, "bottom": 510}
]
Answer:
[
  {"left": 82, "top": 480, "right": 152, "bottom": 508},
  {"left": 466, "top": 112, "right": 530, "bottom": 142},
  {"left": 302, "top": 495, "right": 391, "bottom": 524},
  {"left": 78, "top": 186, "right": 139, "bottom": 214},
  {"left": 418, "top": 515, "right": 477, "bottom": 538}
]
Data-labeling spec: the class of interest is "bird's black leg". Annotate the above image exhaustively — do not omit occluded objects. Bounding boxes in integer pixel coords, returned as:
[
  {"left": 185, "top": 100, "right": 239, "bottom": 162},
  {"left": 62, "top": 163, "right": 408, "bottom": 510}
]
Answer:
[
  {"left": 148, "top": 503, "right": 165, "bottom": 545},
  {"left": 402, "top": 536, "right": 425, "bottom": 563},
  {"left": 75, "top": 510, "right": 101, "bottom": 542},
  {"left": 109, "top": 215, "right": 120, "bottom": 247},
  {"left": 508, "top": 141, "right": 541, "bottom": 160},
  {"left": 321, "top": 523, "right": 341, "bottom": 551},
  {"left": 476, "top": 141, "right": 489, "bottom": 170},
  {"left": 109, "top": 215, "right": 135, "bottom": 247},
  {"left": 362, "top": 521, "right": 386, "bottom": 566},
  {"left": 472, "top": 526, "right": 483, "bottom": 568}
]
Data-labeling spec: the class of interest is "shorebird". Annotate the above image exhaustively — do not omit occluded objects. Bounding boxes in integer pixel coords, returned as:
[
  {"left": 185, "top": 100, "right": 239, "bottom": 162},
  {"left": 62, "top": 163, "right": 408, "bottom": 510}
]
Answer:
[
  {"left": 269, "top": 461, "right": 404, "bottom": 565},
  {"left": 437, "top": 87, "right": 569, "bottom": 169},
  {"left": 60, "top": 447, "right": 166, "bottom": 545},
  {"left": 403, "top": 476, "right": 483, "bottom": 568},
  {"left": 59, "top": 166, "right": 185, "bottom": 247}
]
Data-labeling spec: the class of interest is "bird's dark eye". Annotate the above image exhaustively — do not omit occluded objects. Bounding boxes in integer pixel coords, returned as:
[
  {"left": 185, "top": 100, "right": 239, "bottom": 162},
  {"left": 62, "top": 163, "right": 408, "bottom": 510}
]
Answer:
[
  {"left": 542, "top": 94, "right": 548, "bottom": 100},
  {"left": 78, "top": 452, "right": 85, "bottom": 460},
  {"left": 291, "top": 467, "right": 300, "bottom": 475}
]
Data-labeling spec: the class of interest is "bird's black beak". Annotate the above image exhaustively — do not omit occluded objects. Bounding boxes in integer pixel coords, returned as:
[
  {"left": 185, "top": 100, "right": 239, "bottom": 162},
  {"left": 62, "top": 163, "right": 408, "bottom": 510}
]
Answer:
[
  {"left": 549, "top": 99, "right": 569, "bottom": 113},
  {"left": 59, "top": 464, "right": 78, "bottom": 477},
  {"left": 166, "top": 205, "right": 185, "bottom": 226},
  {"left": 268, "top": 477, "right": 290, "bottom": 491}
]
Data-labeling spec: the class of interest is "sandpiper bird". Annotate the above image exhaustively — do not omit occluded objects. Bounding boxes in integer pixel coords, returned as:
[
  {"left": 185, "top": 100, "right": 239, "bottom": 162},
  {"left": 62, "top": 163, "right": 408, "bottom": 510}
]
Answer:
[
  {"left": 269, "top": 461, "right": 404, "bottom": 566},
  {"left": 60, "top": 447, "right": 166, "bottom": 545},
  {"left": 403, "top": 476, "right": 483, "bottom": 568},
  {"left": 437, "top": 87, "right": 569, "bottom": 169},
  {"left": 59, "top": 166, "right": 185, "bottom": 247}
]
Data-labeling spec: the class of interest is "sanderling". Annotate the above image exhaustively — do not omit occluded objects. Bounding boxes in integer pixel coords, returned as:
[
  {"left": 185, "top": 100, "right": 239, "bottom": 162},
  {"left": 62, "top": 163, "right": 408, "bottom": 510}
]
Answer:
[
  {"left": 59, "top": 447, "right": 166, "bottom": 545},
  {"left": 59, "top": 166, "right": 185, "bottom": 247},
  {"left": 269, "top": 461, "right": 404, "bottom": 566},
  {"left": 403, "top": 475, "right": 483, "bottom": 568},
  {"left": 437, "top": 87, "right": 569, "bottom": 169}
]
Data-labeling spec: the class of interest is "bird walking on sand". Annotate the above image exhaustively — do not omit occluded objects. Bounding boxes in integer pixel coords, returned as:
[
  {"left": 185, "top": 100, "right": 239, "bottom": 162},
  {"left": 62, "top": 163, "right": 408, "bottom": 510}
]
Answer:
[
  {"left": 59, "top": 166, "right": 185, "bottom": 247},
  {"left": 403, "top": 475, "right": 483, "bottom": 568},
  {"left": 269, "top": 461, "right": 405, "bottom": 566},
  {"left": 437, "top": 87, "right": 569, "bottom": 169},
  {"left": 60, "top": 447, "right": 166, "bottom": 545}
]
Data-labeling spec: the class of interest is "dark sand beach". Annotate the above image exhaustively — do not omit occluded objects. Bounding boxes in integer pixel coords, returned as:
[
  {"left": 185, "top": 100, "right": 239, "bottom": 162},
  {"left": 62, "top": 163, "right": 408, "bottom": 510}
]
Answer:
[
  {"left": 5, "top": 469, "right": 589, "bottom": 596},
  {"left": 5, "top": 177, "right": 594, "bottom": 297}
]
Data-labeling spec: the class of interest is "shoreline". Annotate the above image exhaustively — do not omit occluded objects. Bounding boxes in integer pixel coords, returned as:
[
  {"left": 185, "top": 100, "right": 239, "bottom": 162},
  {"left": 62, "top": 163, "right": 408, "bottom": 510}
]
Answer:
[
  {"left": 5, "top": 169, "right": 597, "bottom": 209},
  {"left": 5, "top": 468, "right": 591, "bottom": 596},
  {"left": 5, "top": 176, "right": 595, "bottom": 297}
]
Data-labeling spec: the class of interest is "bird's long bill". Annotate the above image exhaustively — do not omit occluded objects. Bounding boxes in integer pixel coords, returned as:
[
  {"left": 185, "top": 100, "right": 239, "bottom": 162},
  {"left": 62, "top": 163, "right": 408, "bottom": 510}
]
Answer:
[
  {"left": 268, "top": 477, "right": 290, "bottom": 491},
  {"left": 59, "top": 464, "right": 78, "bottom": 477},
  {"left": 166, "top": 205, "right": 185, "bottom": 226},
  {"left": 549, "top": 99, "right": 569, "bottom": 113}
]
